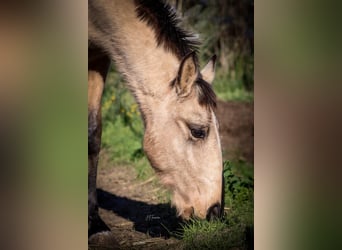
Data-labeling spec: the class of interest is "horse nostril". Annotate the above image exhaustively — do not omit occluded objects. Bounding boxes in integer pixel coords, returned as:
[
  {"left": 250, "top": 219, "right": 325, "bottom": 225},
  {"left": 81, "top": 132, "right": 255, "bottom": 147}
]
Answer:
[{"left": 206, "top": 203, "right": 221, "bottom": 220}]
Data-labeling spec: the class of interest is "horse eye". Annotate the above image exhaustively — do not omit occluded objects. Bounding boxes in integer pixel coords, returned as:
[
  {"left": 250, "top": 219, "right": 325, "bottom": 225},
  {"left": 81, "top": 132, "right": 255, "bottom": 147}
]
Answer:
[{"left": 190, "top": 128, "right": 206, "bottom": 139}]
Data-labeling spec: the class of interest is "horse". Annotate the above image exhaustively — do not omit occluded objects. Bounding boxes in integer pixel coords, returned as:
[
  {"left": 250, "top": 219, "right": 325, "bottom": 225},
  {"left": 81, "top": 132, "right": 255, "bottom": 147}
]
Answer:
[{"left": 88, "top": 0, "right": 224, "bottom": 236}]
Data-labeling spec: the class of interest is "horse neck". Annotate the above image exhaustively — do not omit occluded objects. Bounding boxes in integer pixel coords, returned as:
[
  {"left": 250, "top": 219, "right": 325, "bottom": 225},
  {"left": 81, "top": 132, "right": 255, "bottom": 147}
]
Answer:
[{"left": 89, "top": 0, "right": 180, "bottom": 115}]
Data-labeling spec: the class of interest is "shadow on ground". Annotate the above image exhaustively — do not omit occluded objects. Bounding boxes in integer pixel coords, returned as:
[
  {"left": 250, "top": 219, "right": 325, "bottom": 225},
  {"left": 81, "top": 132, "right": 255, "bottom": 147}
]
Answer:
[{"left": 97, "top": 189, "right": 182, "bottom": 238}]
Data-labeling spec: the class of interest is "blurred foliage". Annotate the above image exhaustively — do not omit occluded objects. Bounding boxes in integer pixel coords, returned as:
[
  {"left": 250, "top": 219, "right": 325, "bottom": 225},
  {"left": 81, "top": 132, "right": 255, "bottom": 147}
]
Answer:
[
  {"left": 100, "top": 70, "right": 153, "bottom": 179},
  {"left": 172, "top": 0, "right": 254, "bottom": 101}
]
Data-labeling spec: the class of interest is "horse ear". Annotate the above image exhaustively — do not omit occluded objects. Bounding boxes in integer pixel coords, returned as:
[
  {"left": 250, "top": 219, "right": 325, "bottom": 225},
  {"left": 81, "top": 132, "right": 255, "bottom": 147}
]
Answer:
[
  {"left": 200, "top": 55, "right": 217, "bottom": 84},
  {"left": 176, "top": 51, "right": 198, "bottom": 97}
]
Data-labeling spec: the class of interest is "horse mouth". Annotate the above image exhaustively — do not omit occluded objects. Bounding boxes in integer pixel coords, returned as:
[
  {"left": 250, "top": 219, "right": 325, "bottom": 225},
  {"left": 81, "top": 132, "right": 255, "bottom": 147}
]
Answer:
[
  {"left": 206, "top": 202, "right": 222, "bottom": 220},
  {"left": 178, "top": 206, "right": 195, "bottom": 220}
]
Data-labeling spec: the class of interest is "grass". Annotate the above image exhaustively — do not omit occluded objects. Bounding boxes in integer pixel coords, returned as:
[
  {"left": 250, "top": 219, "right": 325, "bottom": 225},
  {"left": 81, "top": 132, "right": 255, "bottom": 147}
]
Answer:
[
  {"left": 181, "top": 219, "right": 227, "bottom": 249},
  {"left": 100, "top": 69, "right": 152, "bottom": 180},
  {"left": 213, "top": 76, "right": 254, "bottom": 102}
]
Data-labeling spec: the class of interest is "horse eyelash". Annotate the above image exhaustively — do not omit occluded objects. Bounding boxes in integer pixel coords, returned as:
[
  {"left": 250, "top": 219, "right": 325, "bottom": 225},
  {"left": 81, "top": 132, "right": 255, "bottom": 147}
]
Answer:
[
  {"left": 187, "top": 123, "right": 209, "bottom": 130},
  {"left": 188, "top": 124, "right": 209, "bottom": 140}
]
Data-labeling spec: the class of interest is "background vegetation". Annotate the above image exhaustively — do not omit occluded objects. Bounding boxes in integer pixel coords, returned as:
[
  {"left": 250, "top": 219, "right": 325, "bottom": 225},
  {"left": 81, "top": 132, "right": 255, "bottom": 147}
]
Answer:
[
  {"left": 179, "top": 0, "right": 254, "bottom": 102},
  {"left": 100, "top": 0, "right": 254, "bottom": 249}
]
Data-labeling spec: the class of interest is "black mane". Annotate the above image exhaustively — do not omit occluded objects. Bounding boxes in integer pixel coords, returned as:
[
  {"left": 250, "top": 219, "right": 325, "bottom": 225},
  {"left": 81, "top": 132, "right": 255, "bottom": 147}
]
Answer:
[
  {"left": 196, "top": 78, "right": 217, "bottom": 109},
  {"left": 134, "top": 0, "right": 200, "bottom": 60}
]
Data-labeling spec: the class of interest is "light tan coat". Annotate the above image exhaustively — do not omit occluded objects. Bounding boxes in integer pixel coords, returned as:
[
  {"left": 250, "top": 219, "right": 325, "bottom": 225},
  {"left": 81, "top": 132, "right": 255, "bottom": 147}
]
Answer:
[{"left": 89, "top": 0, "right": 223, "bottom": 219}]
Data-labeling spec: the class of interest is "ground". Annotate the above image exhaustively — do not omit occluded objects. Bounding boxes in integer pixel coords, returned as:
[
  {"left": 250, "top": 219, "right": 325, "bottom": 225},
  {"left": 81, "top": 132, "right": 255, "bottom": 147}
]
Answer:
[
  {"left": 88, "top": 162, "right": 181, "bottom": 250},
  {"left": 88, "top": 101, "right": 253, "bottom": 249},
  {"left": 216, "top": 100, "right": 254, "bottom": 163}
]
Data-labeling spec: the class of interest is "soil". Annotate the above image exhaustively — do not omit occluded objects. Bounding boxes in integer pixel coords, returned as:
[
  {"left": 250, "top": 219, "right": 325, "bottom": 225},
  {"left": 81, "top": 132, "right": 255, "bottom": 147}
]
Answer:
[
  {"left": 88, "top": 163, "right": 182, "bottom": 250},
  {"left": 216, "top": 100, "right": 254, "bottom": 163},
  {"left": 88, "top": 101, "right": 254, "bottom": 249}
]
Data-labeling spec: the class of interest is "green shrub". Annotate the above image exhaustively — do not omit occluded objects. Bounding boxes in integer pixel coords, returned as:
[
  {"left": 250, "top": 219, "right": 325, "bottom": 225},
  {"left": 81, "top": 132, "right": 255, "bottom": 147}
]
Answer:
[{"left": 100, "top": 69, "right": 150, "bottom": 176}]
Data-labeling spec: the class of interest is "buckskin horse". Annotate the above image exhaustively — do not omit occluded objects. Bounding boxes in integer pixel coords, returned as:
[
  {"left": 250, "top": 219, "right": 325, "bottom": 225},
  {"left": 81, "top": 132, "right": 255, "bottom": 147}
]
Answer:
[{"left": 88, "top": 0, "right": 224, "bottom": 236}]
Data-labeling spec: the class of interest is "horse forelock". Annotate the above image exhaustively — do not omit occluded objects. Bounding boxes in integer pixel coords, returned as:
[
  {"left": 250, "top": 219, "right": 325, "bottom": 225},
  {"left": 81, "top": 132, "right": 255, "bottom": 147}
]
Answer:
[
  {"left": 169, "top": 77, "right": 217, "bottom": 109},
  {"left": 195, "top": 78, "right": 217, "bottom": 109},
  {"left": 134, "top": 0, "right": 200, "bottom": 60}
]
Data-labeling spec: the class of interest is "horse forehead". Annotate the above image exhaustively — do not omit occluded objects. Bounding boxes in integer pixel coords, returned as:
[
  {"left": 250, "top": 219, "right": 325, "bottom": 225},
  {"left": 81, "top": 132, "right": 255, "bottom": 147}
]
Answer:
[{"left": 177, "top": 101, "right": 212, "bottom": 122}]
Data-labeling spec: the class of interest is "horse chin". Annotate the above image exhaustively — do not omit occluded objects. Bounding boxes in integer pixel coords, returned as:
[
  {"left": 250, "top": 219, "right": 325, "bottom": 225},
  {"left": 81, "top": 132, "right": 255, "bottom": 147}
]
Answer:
[
  {"left": 170, "top": 191, "right": 204, "bottom": 220},
  {"left": 177, "top": 206, "right": 207, "bottom": 221},
  {"left": 177, "top": 206, "right": 194, "bottom": 220}
]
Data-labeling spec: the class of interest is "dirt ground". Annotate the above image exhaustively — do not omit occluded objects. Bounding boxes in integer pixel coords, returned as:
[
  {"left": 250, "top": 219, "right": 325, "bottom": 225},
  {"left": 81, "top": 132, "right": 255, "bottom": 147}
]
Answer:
[
  {"left": 88, "top": 101, "right": 254, "bottom": 249},
  {"left": 88, "top": 163, "right": 182, "bottom": 250},
  {"left": 216, "top": 100, "right": 254, "bottom": 163}
]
